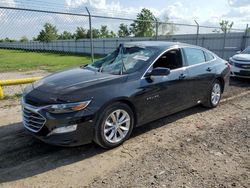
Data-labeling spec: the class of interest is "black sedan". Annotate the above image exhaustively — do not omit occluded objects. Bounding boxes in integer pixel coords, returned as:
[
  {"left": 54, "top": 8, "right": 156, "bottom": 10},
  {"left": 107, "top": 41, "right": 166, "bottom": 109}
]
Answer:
[{"left": 22, "top": 41, "right": 230, "bottom": 148}]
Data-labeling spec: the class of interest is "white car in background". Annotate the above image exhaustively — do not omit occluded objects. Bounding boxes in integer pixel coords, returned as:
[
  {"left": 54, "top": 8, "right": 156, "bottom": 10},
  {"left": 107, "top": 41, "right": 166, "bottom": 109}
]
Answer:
[{"left": 229, "top": 46, "right": 250, "bottom": 78}]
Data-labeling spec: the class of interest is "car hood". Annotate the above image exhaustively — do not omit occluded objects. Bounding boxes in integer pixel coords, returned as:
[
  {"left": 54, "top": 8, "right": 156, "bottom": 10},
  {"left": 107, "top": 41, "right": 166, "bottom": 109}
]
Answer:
[
  {"left": 30, "top": 68, "right": 122, "bottom": 95},
  {"left": 232, "top": 54, "right": 250, "bottom": 62}
]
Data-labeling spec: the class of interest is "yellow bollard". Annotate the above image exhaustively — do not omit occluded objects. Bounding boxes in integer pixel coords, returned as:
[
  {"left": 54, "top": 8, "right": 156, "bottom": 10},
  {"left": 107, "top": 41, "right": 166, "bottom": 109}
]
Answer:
[
  {"left": 0, "top": 77, "right": 42, "bottom": 100},
  {"left": 0, "top": 85, "right": 3, "bottom": 99},
  {"left": 0, "top": 77, "right": 42, "bottom": 86}
]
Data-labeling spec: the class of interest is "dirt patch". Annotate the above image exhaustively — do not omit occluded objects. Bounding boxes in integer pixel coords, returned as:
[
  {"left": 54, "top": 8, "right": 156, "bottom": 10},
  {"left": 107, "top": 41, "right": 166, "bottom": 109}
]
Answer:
[
  {"left": 89, "top": 95, "right": 250, "bottom": 188},
  {"left": 0, "top": 77, "right": 249, "bottom": 188},
  {"left": 224, "top": 77, "right": 250, "bottom": 99}
]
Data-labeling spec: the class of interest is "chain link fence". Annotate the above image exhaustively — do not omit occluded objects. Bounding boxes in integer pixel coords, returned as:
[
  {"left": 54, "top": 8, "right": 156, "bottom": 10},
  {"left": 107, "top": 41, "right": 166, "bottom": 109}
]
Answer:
[
  {"left": 0, "top": 7, "right": 248, "bottom": 58},
  {"left": 0, "top": 5, "right": 249, "bottom": 96}
]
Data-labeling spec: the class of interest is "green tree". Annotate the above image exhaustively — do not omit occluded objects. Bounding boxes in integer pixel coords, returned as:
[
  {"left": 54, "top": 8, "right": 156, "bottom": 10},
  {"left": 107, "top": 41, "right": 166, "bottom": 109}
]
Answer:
[
  {"left": 4, "top": 37, "right": 16, "bottom": 42},
  {"left": 99, "top": 25, "right": 116, "bottom": 38},
  {"left": 20, "top": 36, "right": 29, "bottom": 42},
  {"left": 118, "top": 24, "right": 130, "bottom": 37},
  {"left": 246, "top": 27, "right": 250, "bottom": 32},
  {"left": 59, "top": 31, "right": 73, "bottom": 40},
  {"left": 219, "top": 20, "right": 234, "bottom": 33},
  {"left": 130, "top": 8, "right": 156, "bottom": 37},
  {"left": 109, "top": 31, "right": 116, "bottom": 38},
  {"left": 87, "top": 28, "right": 100, "bottom": 38},
  {"left": 37, "top": 23, "right": 58, "bottom": 42},
  {"left": 157, "top": 14, "right": 178, "bottom": 36},
  {"left": 100, "top": 25, "right": 110, "bottom": 38},
  {"left": 75, "top": 27, "right": 87, "bottom": 39}
]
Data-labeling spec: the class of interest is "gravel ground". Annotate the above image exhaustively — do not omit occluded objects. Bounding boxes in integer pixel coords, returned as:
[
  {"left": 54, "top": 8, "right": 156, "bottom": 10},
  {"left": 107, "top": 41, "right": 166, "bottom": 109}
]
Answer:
[{"left": 0, "top": 77, "right": 249, "bottom": 188}]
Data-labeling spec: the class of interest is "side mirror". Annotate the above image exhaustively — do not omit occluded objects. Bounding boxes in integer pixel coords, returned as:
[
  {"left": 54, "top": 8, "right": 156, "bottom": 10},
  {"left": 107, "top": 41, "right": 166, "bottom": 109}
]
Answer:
[
  {"left": 236, "top": 50, "right": 241, "bottom": 54},
  {"left": 145, "top": 67, "right": 170, "bottom": 77}
]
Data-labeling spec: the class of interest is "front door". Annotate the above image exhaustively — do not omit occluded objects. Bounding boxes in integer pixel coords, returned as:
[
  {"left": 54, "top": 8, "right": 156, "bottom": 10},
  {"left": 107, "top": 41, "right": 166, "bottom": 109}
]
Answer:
[{"left": 135, "top": 48, "right": 190, "bottom": 124}]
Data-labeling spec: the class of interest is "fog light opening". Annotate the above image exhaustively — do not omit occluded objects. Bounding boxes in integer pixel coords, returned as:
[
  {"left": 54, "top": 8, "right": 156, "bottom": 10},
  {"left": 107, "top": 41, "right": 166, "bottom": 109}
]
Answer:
[{"left": 48, "top": 124, "right": 77, "bottom": 136}]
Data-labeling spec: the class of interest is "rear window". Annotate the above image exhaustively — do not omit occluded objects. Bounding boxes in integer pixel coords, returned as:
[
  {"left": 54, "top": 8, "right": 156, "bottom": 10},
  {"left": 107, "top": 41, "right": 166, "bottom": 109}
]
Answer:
[
  {"left": 204, "top": 51, "right": 214, "bottom": 61},
  {"left": 183, "top": 48, "right": 205, "bottom": 66}
]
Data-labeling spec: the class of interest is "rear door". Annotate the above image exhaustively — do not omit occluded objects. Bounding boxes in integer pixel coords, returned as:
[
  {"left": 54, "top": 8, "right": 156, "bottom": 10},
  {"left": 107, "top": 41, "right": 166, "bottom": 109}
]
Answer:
[{"left": 182, "top": 48, "right": 216, "bottom": 103}]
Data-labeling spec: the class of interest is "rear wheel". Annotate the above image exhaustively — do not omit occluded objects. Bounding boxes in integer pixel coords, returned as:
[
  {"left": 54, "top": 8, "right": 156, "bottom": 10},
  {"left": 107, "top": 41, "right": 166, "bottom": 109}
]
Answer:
[
  {"left": 94, "top": 102, "right": 134, "bottom": 149},
  {"left": 203, "top": 80, "right": 222, "bottom": 108}
]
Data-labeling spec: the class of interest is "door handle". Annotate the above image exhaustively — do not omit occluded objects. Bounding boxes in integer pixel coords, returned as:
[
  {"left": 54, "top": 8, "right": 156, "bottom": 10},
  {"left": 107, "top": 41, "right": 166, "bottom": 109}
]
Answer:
[
  {"left": 206, "top": 67, "right": 212, "bottom": 72},
  {"left": 179, "top": 74, "right": 186, "bottom": 79}
]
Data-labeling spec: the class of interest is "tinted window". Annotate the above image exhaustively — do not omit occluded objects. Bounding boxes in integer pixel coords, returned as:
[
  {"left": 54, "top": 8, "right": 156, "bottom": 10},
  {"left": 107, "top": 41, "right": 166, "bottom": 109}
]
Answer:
[
  {"left": 153, "top": 49, "right": 183, "bottom": 70},
  {"left": 184, "top": 48, "right": 205, "bottom": 66},
  {"left": 204, "top": 51, "right": 214, "bottom": 61}
]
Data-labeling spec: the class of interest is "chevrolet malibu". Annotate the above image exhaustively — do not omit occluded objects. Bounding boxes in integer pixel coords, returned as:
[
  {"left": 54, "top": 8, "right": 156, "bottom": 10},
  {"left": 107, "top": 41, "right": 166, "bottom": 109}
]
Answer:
[
  {"left": 22, "top": 41, "right": 230, "bottom": 148},
  {"left": 229, "top": 46, "right": 250, "bottom": 78}
]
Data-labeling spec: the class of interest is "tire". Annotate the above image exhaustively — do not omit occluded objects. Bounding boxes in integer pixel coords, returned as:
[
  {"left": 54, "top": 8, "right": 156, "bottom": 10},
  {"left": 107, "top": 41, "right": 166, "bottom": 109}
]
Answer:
[
  {"left": 93, "top": 102, "right": 134, "bottom": 149},
  {"left": 203, "top": 79, "right": 222, "bottom": 108}
]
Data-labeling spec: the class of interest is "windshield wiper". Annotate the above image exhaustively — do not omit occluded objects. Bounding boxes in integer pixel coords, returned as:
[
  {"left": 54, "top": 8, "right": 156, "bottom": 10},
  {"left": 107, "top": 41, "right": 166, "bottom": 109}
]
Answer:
[
  {"left": 80, "top": 64, "right": 88, "bottom": 69},
  {"left": 98, "top": 66, "right": 104, "bottom": 72}
]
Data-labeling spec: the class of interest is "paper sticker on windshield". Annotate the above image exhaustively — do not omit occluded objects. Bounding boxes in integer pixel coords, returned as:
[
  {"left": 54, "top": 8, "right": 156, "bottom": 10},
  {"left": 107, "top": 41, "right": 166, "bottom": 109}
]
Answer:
[{"left": 133, "top": 55, "right": 149, "bottom": 61}]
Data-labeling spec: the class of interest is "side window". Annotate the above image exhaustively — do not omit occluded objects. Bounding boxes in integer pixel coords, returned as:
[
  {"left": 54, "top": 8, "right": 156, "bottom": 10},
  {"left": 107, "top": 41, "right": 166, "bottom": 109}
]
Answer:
[
  {"left": 204, "top": 51, "right": 214, "bottom": 61},
  {"left": 153, "top": 49, "right": 183, "bottom": 70},
  {"left": 183, "top": 48, "right": 205, "bottom": 66}
]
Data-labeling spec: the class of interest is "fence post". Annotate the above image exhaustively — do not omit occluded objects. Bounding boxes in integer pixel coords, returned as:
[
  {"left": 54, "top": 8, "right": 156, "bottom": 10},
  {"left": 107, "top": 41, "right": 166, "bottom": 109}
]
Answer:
[
  {"left": 155, "top": 19, "right": 159, "bottom": 40},
  {"left": 194, "top": 20, "right": 199, "bottom": 45},
  {"left": 0, "top": 86, "right": 3, "bottom": 99},
  {"left": 222, "top": 31, "right": 227, "bottom": 59},
  {"left": 241, "top": 24, "right": 248, "bottom": 51},
  {"left": 86, "top": 7, "right": 94, "bottom": 63},
  {"left": 201, "top": 37, "right": 205, "bottom": 47}
]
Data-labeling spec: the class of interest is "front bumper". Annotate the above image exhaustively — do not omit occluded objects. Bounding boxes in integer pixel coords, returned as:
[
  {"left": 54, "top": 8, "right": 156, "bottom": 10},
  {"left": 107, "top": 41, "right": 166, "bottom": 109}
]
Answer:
[
  {"left": 22, "top": 101, "right": 96, "bottom": 147},
  {"left": 26, "top": 121, "right": 94, "bottom": 147},
  {"left": 230, "top": 65, "right": 250, "bottom": 78}
]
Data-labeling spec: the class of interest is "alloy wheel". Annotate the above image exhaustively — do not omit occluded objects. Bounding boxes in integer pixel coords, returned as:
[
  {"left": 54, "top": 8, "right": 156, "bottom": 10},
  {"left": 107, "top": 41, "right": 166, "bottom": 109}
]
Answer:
[
  {"left": 103, "top": 109, "right": 131, "bottom": 144},
  {"left": 211, "top": 83, "right": 221, "bottom": 106}
]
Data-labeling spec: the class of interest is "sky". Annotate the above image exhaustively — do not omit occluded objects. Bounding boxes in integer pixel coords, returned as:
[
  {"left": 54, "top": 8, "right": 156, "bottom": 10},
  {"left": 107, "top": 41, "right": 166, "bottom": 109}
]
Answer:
[
  {"left": 58, "top": 0, "right": 250, "bottom": 27},
  {"left": 0, "top": 0, "right": 249, "bottom": 39}
]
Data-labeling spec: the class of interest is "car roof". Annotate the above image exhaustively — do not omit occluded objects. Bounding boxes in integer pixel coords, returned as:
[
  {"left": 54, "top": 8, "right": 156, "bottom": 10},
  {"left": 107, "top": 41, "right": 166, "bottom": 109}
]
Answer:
[{"left": 124, "top": 41, "right": 197, "bottom": 50}]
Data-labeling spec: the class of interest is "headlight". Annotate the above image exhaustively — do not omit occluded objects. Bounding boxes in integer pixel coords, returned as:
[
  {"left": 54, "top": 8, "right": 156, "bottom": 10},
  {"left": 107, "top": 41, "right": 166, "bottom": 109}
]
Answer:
[{"left": 44, "top": 100, "right": 91, "bottom": 114}]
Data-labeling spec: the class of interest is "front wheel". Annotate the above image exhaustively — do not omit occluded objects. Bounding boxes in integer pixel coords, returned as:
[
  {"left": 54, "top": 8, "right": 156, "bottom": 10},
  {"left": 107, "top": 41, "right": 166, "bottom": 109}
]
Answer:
[
  {"left": 203, "top": 80, "right": 222, "bottom": 108},
  {"left": 94, "top": 102, "right": 134, "bottom": 149}
]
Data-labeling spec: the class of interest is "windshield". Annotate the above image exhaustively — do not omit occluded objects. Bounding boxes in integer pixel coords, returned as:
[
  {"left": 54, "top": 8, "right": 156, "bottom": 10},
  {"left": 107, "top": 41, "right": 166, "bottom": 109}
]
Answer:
[
  {"left": 242, "top": 46, "right": 250, "bottom": 54},
  {"left": 86, "top": 46, "right": 156, "bottom": 75}
]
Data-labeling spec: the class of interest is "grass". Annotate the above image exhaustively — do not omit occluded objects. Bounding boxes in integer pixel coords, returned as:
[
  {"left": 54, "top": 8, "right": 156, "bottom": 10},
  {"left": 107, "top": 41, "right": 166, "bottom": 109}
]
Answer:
[
  {"left": 3, "top": 93, "right": 22, "bottom": 100},
  {"left": 0, "top": 49, "right": 96, "bottom": 72}
]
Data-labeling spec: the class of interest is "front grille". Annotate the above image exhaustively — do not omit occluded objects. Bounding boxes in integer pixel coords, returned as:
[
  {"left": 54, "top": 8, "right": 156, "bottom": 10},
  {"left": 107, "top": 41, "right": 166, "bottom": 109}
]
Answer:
[
  {"left": 234, "top": 71, "right": 250, "bottom": 76},
  {"left": 24, "top": 98, "right": 39, "bottom": 106},
  {"left": 22, "top": 107, "right": 46, "bottom": 132},
  {"left": 234, "top": 63, "right": 250, "bottom": 69}
]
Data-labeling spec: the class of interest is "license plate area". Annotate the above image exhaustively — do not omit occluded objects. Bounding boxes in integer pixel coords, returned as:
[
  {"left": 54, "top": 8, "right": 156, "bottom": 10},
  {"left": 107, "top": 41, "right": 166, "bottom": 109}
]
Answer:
[{"left": 240, "top": 70, "right": 250, "bottom": 76}]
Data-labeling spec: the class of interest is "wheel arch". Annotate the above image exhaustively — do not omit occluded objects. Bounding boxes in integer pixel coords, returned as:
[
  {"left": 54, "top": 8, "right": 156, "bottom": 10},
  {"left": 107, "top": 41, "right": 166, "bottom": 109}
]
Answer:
[
  {"left": 97, "top": 97, "right": 138, "bottom": 126},
  {"left": 215, "top": 77, "right": 225, "bottom": 93}
]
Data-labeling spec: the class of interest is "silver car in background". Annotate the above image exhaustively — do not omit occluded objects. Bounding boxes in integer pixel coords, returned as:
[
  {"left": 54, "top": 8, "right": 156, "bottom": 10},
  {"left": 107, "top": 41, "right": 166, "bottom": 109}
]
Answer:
[{"left": 229, "top": 46, "right": 250, "bottom": 78}]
